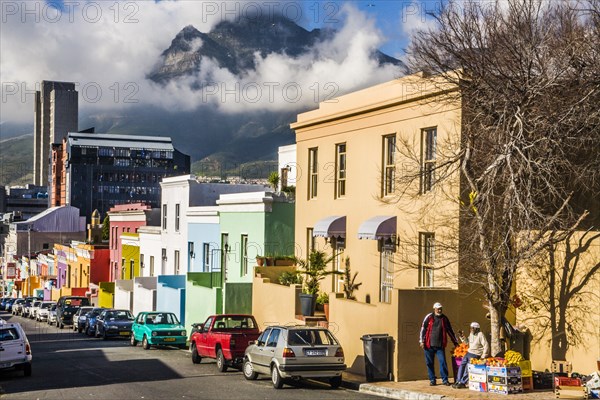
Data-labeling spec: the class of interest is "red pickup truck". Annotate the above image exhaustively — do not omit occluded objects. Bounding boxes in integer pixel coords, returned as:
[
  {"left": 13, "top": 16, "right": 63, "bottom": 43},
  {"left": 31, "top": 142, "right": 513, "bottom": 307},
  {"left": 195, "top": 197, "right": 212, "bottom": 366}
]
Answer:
[{"left": 189, "top": 314, "right": 261, "bottom": 372}]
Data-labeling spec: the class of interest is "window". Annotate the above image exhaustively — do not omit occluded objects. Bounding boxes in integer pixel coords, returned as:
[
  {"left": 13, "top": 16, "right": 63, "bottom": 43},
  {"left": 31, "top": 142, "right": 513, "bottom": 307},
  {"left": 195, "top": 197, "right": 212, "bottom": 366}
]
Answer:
[
  {"left": 188, "top": 242, "right": 194, "bottom": 271},
  {"left": 149, "top": 256, "right": 154, "bottom": 277},
  {"left": 383, "top": 135, "right": 396, "bottom": 196},
  {"left": 306, "top": 228, "right": 315, "bottom": 257},
  {"left": 241, "top": 234, "right": 248, "bottom": 276},
  {"left": 140, "top": 254, "right": 144, "bottom": 270},
  {"left": 257, "top": 328, "right": 271, "bottom": 347},
  {"left": 175, "top": 204, "right": 180, "bottom": 232},
  {"left": 335, "top": 143, "right": 346, "bottom": 198},
  {"left": 121, "top": 258, "right": 125, "bottom": 279},
  {"left": 379, "top": 242, "right": 394, "bottom": 303},
  {"left": 174, "top": 250, "right": 180, "bottom": 275},
  {"left": 308, "top": 148, "right": 318, "bottom": 199},
  {"left": 266, "top": 328, "right": 281, "bottom": 347},
  {"left": 332, "top": 237, "right": 345, "bottom": 292},
  {"left": 421, "top": 127, "right": 437, "bottom": 193},
  {"left": 419, "top": 232, "right": 435, "bottom": 287},
  {"left": 203, "top": 243, "right": 211, "bottom": 272},
  {"left": 161, "top": 248, "right": 167, "bottom": 275},
  {"left": 129, "top": 259, "right": 134, "bottom": 279},
  {"left": 162, "top": 204, "right": 167, "bottom": 230}
]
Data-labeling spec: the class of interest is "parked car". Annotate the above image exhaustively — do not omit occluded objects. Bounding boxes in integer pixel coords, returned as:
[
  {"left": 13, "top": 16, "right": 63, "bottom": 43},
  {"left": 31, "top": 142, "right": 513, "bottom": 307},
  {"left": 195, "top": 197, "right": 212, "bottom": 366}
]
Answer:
[
  {"left": 130, "top": 312, "right": 186, "bottom": 350},
  {"left": 20, "top": 297, "right": 37, "bottom": 317},
  {"left": 29, "top": 300, "right": 43, "bottom": 320},
  {"left": 47, "top": 304, "right": 58, "bottom": 326},
  {"left": 189, "top": 314, "right": 261, "bottom": 372},
  {"left": 5, "top": 298, "right": 17, "bottom": 312},
  {"left": 95, "top": 309, "right": 134, "bottom": 339},
  {"left": 72, "top": 307, "right": 94, "bottom": 333},
  {"left": 84, "top": 308, "right": 105, "bottom": 336},
  {"left": 1, "top": 298, "right": 14, "bottom": 311},
  {"left": 36, "top": 302, "right": 56, "bottom": 322},
  {"left": 56, "top": 296, "right": 90, "bottom": 329},
  {"left": 243, "top": 325, "right": 346, "bottom": 389},
  {"left": 11, "top": 299, "right": 25, "bottom": 315},
  {"left": 0, "top": 321, "right": 32, "bottom": 376}
]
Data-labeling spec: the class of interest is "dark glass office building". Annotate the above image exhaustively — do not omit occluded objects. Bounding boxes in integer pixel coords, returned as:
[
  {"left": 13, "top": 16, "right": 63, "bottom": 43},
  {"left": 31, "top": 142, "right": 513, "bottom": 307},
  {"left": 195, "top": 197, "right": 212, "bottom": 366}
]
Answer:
[{"left": 54, "top": 133, "right": 190, "bottom": 220}]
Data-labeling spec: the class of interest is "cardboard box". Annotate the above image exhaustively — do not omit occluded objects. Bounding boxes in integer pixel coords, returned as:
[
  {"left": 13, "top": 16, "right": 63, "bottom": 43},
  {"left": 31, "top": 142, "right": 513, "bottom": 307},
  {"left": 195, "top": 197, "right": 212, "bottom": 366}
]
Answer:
[
  {"left": 469, "top": 373, "right": 487, "bottom": 383},
  {"left": 555, "top": 386, "right": 587, "bottom": 399},
  {"left": 469, "top": 381, "right": 487, "bottom": 392},
  {"left": 487, "top": 366, "right": 522, "bottom": 377},
  {"left": 468, "top": 364, "right": 487, "bottom": 375},
  {"left": 488, "top": 375, "right": 522, "bottom": 385},
  {"left": 488, "top": 383, "right": 523, "bottom": 395}
]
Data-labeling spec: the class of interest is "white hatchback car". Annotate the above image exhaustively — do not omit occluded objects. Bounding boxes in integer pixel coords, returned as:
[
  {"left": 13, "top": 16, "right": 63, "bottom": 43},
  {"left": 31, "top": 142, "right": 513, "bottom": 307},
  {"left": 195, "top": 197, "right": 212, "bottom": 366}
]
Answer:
[{"left": 0, "top": 320, "right": 32, "bottom": 376}]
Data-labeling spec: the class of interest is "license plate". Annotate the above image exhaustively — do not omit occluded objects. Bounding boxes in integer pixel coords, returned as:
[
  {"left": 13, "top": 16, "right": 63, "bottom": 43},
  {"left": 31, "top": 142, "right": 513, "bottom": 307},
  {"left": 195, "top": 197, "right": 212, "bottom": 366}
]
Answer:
[
  {"left": 163, "top": 337, "right": 176, "bottom": 342},
  {"left": 305, "top": 349, "right": 326, "bottom": 356},
  {"left": 119, "top": 332, "right": 130, "bottom": 336}
]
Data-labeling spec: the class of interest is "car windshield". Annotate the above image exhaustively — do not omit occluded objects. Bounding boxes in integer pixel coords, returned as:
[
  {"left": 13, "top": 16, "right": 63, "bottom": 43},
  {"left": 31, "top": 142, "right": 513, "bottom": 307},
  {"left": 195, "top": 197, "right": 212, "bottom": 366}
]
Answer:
[
  {"left": 78, "top": 307, "right": 93, "bottom": 315},
  {"left": 105, "top": 310, "right": 134, "bottom": 320},
  {"left": 41, "top": 302, "right": 54, "bottom": 308},
  {"left": 89, "top": 309, "right": 103, "bottom": 317},
  {"left": 145, "top": 313, "right": 179, "bottom": 325},
  {"left": 287, "top": 329, "right": 338, "bottom": 346},
  {"left": 213, "top": 316, "right": 256, "bottom": 329}
]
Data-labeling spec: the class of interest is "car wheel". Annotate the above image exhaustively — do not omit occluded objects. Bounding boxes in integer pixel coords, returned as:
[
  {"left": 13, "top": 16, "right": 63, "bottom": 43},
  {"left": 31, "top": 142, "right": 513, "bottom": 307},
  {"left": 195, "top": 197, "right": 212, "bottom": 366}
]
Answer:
[
  {"left": 130, "top": 333, "right": 138, "bottom": 346},
  {"left": 271, "top": 364, "right": 284, "bottom": 389},
  {"left": 216, "top": 349, "right": 228, "bottom": 372},
  {"left": 23, "top": 363, "right": 32, "bottom": 377},
  {"left": 190, "top": 343, "right": 201, "bottom": 364},
  {"left": 329, "top": 376, "right": 342, "bottom": 389},
  {"left": 142, "top": 335, "right": 151, "bottom": 350},
  {"left": 243, "top": 358, "right": 258, "bottom": 380}
]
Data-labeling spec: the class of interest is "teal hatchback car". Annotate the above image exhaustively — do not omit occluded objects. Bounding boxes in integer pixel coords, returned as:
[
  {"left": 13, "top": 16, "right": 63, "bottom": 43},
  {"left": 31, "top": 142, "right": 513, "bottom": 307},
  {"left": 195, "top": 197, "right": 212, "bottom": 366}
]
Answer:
[{"left": 130, "top": 312, "right": 187, "bottom": 350}]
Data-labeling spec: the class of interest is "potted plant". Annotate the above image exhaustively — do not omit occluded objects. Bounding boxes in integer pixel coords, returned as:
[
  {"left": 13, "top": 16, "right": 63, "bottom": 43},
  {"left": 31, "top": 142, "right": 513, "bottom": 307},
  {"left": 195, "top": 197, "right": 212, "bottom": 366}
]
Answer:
[
  {"left": 317, "top": 292, "right": 330, "bottom": 320},
  {"left": 274, "top": 255, "right": 295, "bottom": 266},
  {"left": 278, "top": 271, "right": 303, "bottom": 286},
  {"left": 295, "top": 250, "right": 342, "bottom": 316},
  {"left": 342, "top": 257, "right": 362, "bottom": 300}
]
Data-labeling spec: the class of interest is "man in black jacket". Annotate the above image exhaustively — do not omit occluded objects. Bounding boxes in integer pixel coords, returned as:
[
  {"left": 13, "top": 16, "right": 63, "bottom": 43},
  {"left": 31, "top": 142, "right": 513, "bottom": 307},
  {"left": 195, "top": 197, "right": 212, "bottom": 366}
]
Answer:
[{"left": 419, "top": 302, "right": 459, "bottom": 386}]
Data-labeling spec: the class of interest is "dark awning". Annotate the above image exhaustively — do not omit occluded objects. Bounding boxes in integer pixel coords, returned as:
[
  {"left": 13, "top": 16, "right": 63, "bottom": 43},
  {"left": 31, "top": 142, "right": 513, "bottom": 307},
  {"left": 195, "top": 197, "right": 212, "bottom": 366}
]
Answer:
[
  {"left": 313, "top": 216, "right": 346, "bottom": 238},
  {"left": 357, "top": 216, "right": 397, "bottom": 240}
]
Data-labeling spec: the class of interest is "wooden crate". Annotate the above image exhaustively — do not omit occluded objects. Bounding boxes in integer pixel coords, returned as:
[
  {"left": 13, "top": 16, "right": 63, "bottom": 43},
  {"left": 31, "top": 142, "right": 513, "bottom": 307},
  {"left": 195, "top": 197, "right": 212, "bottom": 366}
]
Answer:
[{"left": 555, "top": 386, "right": 588, "bottom": 399}]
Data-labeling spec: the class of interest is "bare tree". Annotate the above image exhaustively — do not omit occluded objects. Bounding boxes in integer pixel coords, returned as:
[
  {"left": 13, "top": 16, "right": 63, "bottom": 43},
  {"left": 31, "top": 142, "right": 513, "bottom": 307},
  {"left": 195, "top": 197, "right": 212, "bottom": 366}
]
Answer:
[
  {"left": 394, "top": 0, "right": 600, "bottom": 356},
  {"left": 519, "top": 230, "right": 600, "bottom": 360}
]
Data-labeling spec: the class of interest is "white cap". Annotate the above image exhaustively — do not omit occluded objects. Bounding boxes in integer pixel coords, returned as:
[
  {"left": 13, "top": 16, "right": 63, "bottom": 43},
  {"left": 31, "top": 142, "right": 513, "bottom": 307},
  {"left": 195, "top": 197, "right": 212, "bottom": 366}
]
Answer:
[
  {"left": 433, "top": 302, "right": 443, "bottom": 309},
  {"left": 470, "top": 322, "right": 480, "bottom": 329}
]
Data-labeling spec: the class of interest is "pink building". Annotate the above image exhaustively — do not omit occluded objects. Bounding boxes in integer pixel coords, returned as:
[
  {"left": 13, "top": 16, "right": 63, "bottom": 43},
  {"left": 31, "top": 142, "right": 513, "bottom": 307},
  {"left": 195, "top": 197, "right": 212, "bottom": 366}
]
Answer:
[{"left": 107, "top": 204, "right": 160, "bottom": 282}]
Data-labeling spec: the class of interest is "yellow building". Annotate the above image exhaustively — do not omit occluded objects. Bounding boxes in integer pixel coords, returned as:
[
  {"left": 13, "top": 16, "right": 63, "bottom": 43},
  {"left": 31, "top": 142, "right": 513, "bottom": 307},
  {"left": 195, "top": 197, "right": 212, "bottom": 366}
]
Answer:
[{"left": 251, "top": 72, "right": 485, "bottom": 381}]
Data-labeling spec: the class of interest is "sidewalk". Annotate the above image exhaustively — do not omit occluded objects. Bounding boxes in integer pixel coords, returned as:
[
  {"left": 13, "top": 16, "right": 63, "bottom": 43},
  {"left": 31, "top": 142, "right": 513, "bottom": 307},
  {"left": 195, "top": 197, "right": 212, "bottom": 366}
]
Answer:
[{"left": 341, "top": 372, "right": 557, "bottom": 400}]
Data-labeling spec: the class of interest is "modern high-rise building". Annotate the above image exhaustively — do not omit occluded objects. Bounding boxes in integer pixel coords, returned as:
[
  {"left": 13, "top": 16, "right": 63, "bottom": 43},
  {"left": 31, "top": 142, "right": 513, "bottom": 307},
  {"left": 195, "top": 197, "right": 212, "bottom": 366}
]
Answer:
[
  {"left": 33, "top": 80, "right": 78, "bottom": 186},
  {"left": 50, "top": 132, "right": 190, "bottom": 221}
]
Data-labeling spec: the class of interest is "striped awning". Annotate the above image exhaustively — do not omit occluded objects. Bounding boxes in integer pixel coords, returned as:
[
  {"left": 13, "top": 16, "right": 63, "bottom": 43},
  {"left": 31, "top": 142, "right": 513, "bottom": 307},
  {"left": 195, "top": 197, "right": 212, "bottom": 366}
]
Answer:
[{"left": 313, "top": 216, "right": 346, "bottom": 238}]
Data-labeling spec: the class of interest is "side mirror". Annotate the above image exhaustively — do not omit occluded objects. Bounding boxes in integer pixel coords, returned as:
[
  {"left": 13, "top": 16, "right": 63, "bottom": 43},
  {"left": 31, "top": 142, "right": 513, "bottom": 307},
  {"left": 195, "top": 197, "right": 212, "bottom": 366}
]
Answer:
[{"left": 248, "top": 340, "right": 256, "bottom": 346}]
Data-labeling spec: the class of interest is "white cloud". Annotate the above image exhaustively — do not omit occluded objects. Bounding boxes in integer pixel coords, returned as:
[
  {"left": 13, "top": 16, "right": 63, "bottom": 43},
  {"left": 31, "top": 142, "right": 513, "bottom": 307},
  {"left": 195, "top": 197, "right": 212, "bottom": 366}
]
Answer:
[{"left": 0, "top": 1, "right": 402, "bottom": 125}]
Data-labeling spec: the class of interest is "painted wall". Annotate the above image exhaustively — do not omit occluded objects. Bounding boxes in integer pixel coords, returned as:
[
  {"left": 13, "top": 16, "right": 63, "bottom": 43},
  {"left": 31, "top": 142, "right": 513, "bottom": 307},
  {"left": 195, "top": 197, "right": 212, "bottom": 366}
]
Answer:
[
  {"left": 114, "top": 279, "right": 133, "bottom": 311},
  {"left": 252, "top": 276, "right": 301, "bottom": 330},
  {"left": 138, "top": 226, "right": 162, "bottom": 277},
  {"left": 185, "top": 272, "right": 222, "bottom": 334},
  {"left": 157, "top": 275, "right": 186, "bottom": 324},
  {"left": 89, "top": 248, "right": 110, "bottom": 285},
  {"left": 98, "top": 282, "right": 115, "bottom": 308},
  {"left": 121, "top": 234, "right": 141, "bottom": 280},
  {"left": 264, "top": 202, "right": 295, "bottom": 257},
  {"left": 219, "top": 211, "right": 265, "bottom": 284},
  {"left": 187, "top": 217, "right": 220, "bottom": 273},
  {"left": 133, "top": 276, "right": 157, "bottom": 315},
  {"left": 224, "top": 282, "right": 252, "bottom": 314}
]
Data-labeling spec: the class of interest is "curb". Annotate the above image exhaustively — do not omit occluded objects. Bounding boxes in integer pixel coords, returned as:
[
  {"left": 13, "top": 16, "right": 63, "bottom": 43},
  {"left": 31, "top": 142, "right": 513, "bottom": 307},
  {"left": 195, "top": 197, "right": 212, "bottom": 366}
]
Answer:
[
  {"left": 359, "top": 384, "right": 448, "bottom": 400},
  {"left": 341, "top": 379, "right": 362, "bottom": 391}
]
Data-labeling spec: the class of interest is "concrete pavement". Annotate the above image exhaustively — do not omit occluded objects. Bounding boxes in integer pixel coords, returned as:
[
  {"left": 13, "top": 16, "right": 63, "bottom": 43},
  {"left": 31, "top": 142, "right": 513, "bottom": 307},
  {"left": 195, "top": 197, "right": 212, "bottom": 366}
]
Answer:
[{"left": 342, "top": 372, "right": 557, "bottom": 400}]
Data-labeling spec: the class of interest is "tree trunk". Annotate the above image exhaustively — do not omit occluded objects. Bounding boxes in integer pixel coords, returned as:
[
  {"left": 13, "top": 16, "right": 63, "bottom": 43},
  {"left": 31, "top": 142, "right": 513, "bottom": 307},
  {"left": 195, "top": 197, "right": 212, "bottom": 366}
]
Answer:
[{"left": 488, "top": 301, "right": 504, "bottom": 357}]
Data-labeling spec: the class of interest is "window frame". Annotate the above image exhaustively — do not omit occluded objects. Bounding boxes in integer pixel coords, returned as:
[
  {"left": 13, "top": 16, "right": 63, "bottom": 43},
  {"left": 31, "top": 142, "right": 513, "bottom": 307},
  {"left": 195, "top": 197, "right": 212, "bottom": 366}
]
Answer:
[
  {"left": 382, "top": 134, "right": 396, "bottom": 197},
  {"left": 175, "top": 203, "right": 180, "bottom": 232},
  {"left": 308, "top": 147, "right": 318, "bottom": 199},
  {"left": 419, "top": 232, "right": 435, "bottom": 287},
  {"left": 203, "top": 243, "right": 211, "bottom": 272},
  {"left": 162, "top": 204, "right": 167, "bottom": 230},
  {"left": 174, "top": 250, "right": 180, "bottom": 275},
  {"left": 421, "top": 127, "right": 437, "bottom": 194},
  {"left": 335, "top": 143, "right": 347, "bottom": 198},
  {"left": 241, "top": 234, "right": 249, "bottom": 276}
]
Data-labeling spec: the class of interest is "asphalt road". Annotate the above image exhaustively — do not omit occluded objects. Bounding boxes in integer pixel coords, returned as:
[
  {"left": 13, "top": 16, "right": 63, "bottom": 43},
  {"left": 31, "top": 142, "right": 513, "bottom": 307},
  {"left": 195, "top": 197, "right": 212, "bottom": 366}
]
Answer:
[{"left": 0, "top": 311, "right": 376, "bottom": 400}]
